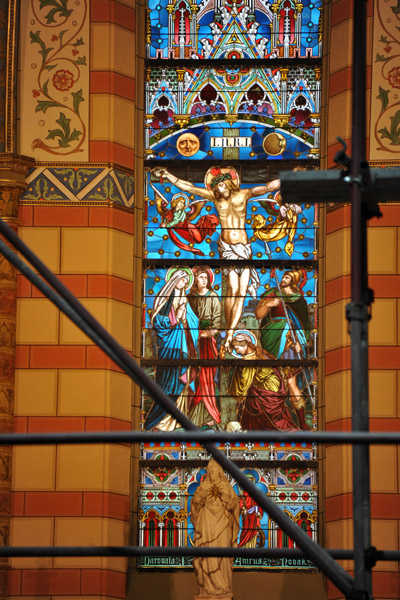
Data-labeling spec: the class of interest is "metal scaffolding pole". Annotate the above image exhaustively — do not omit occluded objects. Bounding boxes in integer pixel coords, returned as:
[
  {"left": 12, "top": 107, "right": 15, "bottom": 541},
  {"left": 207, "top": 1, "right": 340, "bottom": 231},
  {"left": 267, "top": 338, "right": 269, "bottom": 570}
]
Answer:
[
  {"left": 0, "top": 546, "right": 395, "bottom": 561},
  {"left": 347, "top": 1, "right": 373, "bottom": 598},
  {"left": 0, "top": 430, "right": 397, "bottom": 446}
]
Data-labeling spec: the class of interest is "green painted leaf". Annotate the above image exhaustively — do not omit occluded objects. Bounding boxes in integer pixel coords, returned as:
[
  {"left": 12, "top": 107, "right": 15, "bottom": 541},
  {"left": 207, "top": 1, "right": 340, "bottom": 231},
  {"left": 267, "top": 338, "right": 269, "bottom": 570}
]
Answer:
[
  {"left": 378, "top": 110, "right": 400, "bottom": 145},
  {"left": 56, "top": 112, "right": 71, "bottom": 138},
  {"left": 30, "top": 32, "right": 53, "bottom": 65},
  {"left": 35, "top": 100, "right": 61, "bottom": 113},
  {"left": 30, "top": 30, "right": 46, "bottom": 50},
  {"left": 392, "top": 0, "right": 400, "bottom": 14},
  {"left": 58, "top": 29, "right": 68, "bottom": 41},
  {"left": 377, "top": 86, "right": 390, "bottom": 112},
  {"left": 38, "top": 46, "right": 54, "bottom": 63},
  {"left": 42, "top": 79, "right": 49, "bottom": 97},
  {"left": 68, "top": 129, "right": 82, "bottom": 142},
  {"left": 42, "top": 179, "right": 65, "bottom": 200},
  {"left": 378, "top": 126, "right": 391, "bottom": 140},
  {"left": 46, "top": 128, "right": 65, "bottom": 140},
  {"left": 39, "top": 0, "right": 62, "bottom": 5},
  {"left": 74, "top": 37, "right": 84, "bottom": 46},
  {"left": 45, "top": 112, "right": 82, "bottom": 148},
  {"left": 379, "top": 35, "right": 390, "bottom": 43},
  {"left": 74, "top": 56, "right": 87, "bottom": 66},
  {"left": 85, "top": 178, "right": 121, "bottom": 203},
  {"left": 71, "top": 89, "right": 84, "bottom": 115},
  {"left": 39, "top": 0, "right": 72, "bottom": 24},
  {"left": 58, "top": 137, "right": 72, "bottom": 148},
  {"left": 43, "top": 7, "right": 57, "bottom": 23},
  {"left": 390, "top": 109, "right": 400, "bottom": 138},
  {"left": 376, "top": 53, "right": 388, "bottom": 62},
  {"left": 43, "top": 64, "right": 57, "bottom": 71}
]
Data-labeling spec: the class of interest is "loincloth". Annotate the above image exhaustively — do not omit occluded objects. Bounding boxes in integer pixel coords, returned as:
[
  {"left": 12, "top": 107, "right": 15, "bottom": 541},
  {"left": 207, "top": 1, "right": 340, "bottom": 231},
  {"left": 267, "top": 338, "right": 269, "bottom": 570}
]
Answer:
[{"left": 218, "top": 239, "right": 260, "bottom": 298}]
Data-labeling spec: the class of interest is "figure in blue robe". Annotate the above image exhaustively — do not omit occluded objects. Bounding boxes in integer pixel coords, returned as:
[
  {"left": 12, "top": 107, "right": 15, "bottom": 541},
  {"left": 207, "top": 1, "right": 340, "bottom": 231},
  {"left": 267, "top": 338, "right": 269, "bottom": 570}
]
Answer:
[{"left": 145, "top": 268, "right": 199, "bottom": 430}]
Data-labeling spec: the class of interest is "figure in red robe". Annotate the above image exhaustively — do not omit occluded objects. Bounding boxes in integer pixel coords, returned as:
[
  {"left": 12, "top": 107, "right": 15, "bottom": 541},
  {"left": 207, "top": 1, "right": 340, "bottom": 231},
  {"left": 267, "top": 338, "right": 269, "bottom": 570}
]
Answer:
[
  {"left": 188, "top": 267, "right": 221, "bottom": 427},
  {"left": 238, "top": 485, "right": 264, "bottom": 548},
  {"left": 154, "top": 185, "right": 219, "bottom": 256}
]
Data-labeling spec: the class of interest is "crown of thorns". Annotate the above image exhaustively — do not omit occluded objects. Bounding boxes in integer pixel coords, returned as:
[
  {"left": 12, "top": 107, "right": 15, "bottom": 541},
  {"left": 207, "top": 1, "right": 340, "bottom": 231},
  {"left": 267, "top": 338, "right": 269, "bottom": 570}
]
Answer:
[{"left": 210, "top": 172, "right": 233, "bottom": 188}]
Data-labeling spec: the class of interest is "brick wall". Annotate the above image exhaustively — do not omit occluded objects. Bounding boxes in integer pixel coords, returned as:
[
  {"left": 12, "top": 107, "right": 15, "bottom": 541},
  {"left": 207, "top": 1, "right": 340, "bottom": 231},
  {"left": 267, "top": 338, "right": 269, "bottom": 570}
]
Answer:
[
  {"left": 322, "top": 1, "right": 400, "bottom": 598},
  {"left": 9, "top": 201, "right": 134, "bottom": 600}
]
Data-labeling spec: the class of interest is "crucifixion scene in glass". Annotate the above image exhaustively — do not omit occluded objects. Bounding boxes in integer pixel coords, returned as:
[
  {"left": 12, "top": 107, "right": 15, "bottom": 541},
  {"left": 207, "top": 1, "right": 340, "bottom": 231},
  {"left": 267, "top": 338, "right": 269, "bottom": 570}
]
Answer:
[{"left": 140, "top": 0, "right": 321, "bottom": 569}]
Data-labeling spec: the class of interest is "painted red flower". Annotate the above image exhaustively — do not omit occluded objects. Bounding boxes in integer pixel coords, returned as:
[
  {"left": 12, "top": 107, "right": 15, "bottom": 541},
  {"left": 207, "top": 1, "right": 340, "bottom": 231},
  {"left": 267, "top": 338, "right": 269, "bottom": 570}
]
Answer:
[
  {"left": 51, "top": 35, "right": 59, "bottom": 41},
  {"left": 32, "top": 89, "right": 40, "bottom": 97},
  {"left": 52, "top": 69, "right": 74, "bottom": 91},
  {"left": 72, "top": 49, "right": 79, "bottom": 56},
  {"left": 388, "top": 66, "right": 400, "bottom": 89},
  {"left": 385, "top": 45, "right": 392, "bottom": 53}
]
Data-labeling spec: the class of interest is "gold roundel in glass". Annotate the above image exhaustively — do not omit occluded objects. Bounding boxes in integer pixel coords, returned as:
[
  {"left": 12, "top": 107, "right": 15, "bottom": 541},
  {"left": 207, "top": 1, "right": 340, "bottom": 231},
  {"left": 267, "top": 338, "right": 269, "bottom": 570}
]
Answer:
[
  {"left": 176, "top": 132, "right": 200, "bottom": 156},
  {"left": 263, "top": 131, "right": 287, "bottom": 156}
]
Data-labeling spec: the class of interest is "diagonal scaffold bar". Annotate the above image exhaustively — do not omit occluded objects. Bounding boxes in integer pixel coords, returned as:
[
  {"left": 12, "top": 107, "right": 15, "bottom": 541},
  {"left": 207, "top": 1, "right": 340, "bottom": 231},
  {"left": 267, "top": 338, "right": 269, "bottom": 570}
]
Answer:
[{"left": 0, "top": 218, "right": 354, "bottom": 596}]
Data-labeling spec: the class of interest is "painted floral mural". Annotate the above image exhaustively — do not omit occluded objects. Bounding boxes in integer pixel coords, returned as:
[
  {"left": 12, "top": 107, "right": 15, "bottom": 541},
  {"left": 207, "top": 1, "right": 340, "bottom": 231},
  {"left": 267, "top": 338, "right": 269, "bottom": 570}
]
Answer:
[
  {"left": 19, "top": 0, "right": 89, "bottom": 159},
  {"left": 371, "top": 0, "right": 400, "bottom": 154}
]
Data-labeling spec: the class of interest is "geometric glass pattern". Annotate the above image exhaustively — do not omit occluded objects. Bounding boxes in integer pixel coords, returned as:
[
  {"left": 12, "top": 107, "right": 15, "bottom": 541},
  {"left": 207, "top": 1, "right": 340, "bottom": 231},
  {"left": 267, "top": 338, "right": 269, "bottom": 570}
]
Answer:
[
  {"left": 146, "top": 66, "right": 321, "bottom": 160},
  {"left": 146, "top": 0, "right": 322, "bottom": 60}
]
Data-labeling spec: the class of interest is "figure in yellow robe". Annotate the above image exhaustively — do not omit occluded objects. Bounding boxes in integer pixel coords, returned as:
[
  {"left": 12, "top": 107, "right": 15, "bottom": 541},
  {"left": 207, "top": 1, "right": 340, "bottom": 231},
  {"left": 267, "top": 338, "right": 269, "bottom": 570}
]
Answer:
[{"left": 229, "top": 333, "right": 298, "bottom": 431}]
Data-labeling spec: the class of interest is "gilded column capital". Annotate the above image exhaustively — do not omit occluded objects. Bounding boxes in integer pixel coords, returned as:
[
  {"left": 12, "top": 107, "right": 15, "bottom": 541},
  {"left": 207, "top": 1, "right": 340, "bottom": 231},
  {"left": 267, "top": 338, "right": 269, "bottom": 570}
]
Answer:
[
  {"left": 0, "top": 153, "right": 35, "bottom": 220},
  {"left": 0, "top": 153, "right": 35, "bottom": 187}
]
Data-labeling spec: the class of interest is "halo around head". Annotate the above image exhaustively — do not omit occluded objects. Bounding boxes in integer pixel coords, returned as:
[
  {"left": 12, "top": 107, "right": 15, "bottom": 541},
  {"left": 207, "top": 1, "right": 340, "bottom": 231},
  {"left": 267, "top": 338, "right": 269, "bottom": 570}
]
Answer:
[
  {"left": 166, "top": 266, "right": 194, "bottom": 289},
  {"left": 231, "top": 329, "right": 257, "bottom": 358},
  {"left": 232, "top": 329, "right": 257, "bottom": 346},
  {"left": 171, "top": 192, "right": 188, "bottom": 208},
  {"left": 193, "top": 265, "right": 215, "bottom": 287},
  {"left": 205, "top": 166, "right": 240, "bottom": 190}
]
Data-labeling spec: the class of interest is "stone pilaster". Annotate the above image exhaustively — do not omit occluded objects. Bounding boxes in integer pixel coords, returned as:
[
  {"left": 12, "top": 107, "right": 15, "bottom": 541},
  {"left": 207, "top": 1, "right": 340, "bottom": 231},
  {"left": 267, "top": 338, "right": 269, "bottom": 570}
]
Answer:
[{"left": 0, "top": 155, "right": 34, "bottom": 598}]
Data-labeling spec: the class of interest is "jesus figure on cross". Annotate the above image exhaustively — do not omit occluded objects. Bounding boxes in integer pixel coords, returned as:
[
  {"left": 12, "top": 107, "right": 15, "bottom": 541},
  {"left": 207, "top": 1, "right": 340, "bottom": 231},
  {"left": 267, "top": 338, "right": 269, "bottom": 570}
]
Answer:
[{"left": 152, "top": 166, "right": 281, "bottom": 351}]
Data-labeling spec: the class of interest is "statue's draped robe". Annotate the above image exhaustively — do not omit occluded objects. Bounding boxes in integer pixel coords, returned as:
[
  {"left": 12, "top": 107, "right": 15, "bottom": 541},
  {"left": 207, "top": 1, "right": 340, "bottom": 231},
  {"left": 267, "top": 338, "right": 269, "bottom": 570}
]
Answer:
[{"left": 191, "top": 469, "right": 240, "bottom": 598}]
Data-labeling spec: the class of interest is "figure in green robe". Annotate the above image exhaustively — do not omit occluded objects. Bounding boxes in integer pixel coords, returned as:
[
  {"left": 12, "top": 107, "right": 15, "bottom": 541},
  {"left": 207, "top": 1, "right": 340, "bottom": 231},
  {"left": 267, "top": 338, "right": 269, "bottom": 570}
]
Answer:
[{"left": 255, "top": 268, "right": 312, "bottom": 430}]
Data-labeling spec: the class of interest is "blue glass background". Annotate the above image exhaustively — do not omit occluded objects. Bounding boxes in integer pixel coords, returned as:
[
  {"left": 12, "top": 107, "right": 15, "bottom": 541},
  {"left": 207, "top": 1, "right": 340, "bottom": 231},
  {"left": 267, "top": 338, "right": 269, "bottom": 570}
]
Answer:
[{"left": 145, "top": 177, "right": 318, "bottom": 261}]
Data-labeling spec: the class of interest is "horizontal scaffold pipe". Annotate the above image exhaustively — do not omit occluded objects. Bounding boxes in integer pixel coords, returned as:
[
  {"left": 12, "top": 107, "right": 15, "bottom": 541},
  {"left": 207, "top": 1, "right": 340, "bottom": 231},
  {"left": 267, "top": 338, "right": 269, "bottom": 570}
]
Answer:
[
  {"left": 0, "top": 431, "right": 398, "bottom": 445},
  {"left": 0, "top": 546, "right": 396, "bottom": 561},
  {"left": 0, "top": 218, "right": 354, "bottom": 598}
]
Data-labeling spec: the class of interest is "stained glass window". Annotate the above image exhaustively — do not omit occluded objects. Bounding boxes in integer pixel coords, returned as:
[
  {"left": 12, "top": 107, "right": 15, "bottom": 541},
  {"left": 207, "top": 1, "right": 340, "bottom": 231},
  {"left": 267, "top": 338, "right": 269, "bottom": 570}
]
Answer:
[{"left": 140, "top": 0, "right": 322, "bottom": 570}]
